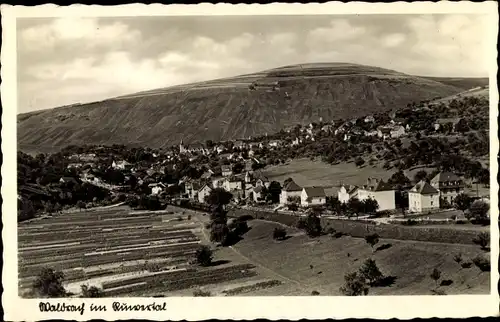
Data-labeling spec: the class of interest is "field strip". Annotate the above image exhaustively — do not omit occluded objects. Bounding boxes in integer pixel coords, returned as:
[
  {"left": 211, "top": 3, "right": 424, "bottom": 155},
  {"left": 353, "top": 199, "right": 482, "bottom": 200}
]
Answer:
[
  {"left": 19, "top": 242, "right": 82, "bottom": 251},
  {"left": 83, "top": 240, "right": 200, "bottom": 256}
]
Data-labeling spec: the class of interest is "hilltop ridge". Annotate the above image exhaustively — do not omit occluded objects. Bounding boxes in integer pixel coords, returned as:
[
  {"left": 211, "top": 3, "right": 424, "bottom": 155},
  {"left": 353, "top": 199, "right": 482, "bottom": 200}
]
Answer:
[{"left": 17, "top": 63, "right": 485, "bottom": 153}]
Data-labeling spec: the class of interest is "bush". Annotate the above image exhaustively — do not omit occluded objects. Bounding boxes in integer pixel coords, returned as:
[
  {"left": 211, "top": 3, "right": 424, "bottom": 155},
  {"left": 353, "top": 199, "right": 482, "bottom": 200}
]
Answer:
[
  {"left": 461, "top": 261, "right": 473, "bottom": 269},
  {"left": 333, "top": 232, "right": 345, "bottom": 239},
  {"left": 273, "top": 227, "right": 287, "bottom": 240},
  {"left": 359, "top": 259, "right": 384, "bottom": 286},
  {"left": 238, "top": 214, "right": 254, "bottom": 221},
  {"left": 472, "top": 256, "right": 490, "bottom": 272},
  {"left": 339, "top": 272, "right": 369, "bottom": 296},
  {"left": 32, "top": 268, "right": 67, "bottom": 298},
  {"left": 453, "top": 253, "right": 463, "bottom": 264},
  {"left": 472, "top": 232, "right": 489, "bottom": 250},
  {"left": 80, "top": 285, "right": 104, "bottom": 298},
  {"left": 229, "top": 220, "right": 249, "bottom": 236},
  {"left": 430, "top": 268, "right": 441, "bottom": 286},
  {"left": 311, "top": 290, "right": 320, "bottom": 296},
  {"left": 296, "top": 218, "right": 307, "bottom": 230},
  {"left": 365, "top": 233, "right": 380, "bottom": 251},
  {"left": 193, "top": 289, "right": 211, "bottom": 297},
  {"left": 195, "top": 245, "right": 213, "bottom": 267},
  {"left": 304, "top": 214, "right": 322, "bottom": 237}
]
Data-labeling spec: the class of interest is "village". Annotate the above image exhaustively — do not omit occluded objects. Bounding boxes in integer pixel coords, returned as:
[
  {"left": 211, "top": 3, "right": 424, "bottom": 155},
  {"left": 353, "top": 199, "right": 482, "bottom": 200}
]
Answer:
[{"left": 20, "top": 93, "right": 489, "bottom": 227}]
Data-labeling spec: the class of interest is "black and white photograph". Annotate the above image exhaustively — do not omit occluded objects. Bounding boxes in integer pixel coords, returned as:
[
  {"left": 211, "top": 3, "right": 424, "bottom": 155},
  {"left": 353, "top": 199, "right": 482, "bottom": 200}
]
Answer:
[{"left": 2, "top": 2, "right": 499, "bottom": 321}]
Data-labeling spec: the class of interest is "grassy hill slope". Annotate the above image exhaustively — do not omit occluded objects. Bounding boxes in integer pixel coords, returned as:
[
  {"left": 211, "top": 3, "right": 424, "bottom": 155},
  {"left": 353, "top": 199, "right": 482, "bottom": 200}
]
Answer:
[
  {"left": 18, "top": 63, "right": 465, "bottom": 153},
  {"left": 235, "top": 220, "right": 490, "bottom": 295}
]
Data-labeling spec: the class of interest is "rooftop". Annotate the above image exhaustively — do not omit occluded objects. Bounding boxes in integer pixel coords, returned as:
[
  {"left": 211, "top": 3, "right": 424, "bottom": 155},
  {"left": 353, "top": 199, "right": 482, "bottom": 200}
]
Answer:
[
  {"left": 303, "top": 186, "right": 326, "bottom": 198},
  {"left": 410, "top": 181, "right": 439, "bottom": 195},
  {"left": 283, "top": 179, "right": 302, "bottom": 191}
]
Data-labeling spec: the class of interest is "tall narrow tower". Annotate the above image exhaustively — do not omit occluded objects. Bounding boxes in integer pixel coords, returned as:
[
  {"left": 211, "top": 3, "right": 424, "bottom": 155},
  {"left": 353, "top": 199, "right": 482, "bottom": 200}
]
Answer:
[{"left": 179, "top": 140, "right": 186, "bottom": 154}]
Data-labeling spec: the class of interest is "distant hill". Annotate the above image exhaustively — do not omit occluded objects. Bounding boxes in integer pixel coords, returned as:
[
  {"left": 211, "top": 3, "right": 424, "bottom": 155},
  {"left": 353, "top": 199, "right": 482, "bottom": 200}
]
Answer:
[
  {"left": 421, "top": 77, "right": 489, "bottom": 91},
  {"left": 18, "top": 63, "right": 474, "bottom": 153}
]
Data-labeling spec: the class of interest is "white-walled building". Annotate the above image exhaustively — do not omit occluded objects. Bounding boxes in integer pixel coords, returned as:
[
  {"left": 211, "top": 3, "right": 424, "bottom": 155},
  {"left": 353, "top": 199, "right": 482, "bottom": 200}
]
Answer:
[
  {"left": 357, "top": 178, "right": 396, "bottom": 211},
  {"left": 223, "top": 176, "right": 243, "bottom": 192},
  {"left": 279, "top": 179, "right": 303, "bottom": 205},
  {"left": 338, "top": 185, "right": 359, "bottom": 204},
  {"left": 430, "top": 171, "right": 465, "bottom": 204},
  {"left": 408, "top": 181, "right": 440, "bottom": 213},
  {"left": 301, "top": 187, "right": 326, "bottom": 207},
  {"left": 197, "top": 184, "right": 213, "bottom": 204},
  {"left": 148, "top": 183, "right": 166, "bottom": 196},
  {"left": 221, "top": 165, "right": 233, "bottom": 177}
]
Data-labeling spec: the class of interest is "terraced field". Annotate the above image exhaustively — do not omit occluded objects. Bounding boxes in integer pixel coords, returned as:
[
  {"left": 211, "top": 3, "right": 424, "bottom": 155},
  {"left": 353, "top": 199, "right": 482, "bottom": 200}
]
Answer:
[{"left": 18, "top": 206, "right": 283, "bottom": 297}]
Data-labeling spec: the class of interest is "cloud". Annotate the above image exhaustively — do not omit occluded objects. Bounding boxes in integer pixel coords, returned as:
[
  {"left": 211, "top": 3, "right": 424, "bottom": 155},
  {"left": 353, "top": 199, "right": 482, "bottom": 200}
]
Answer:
[
  {"left": 382, "top": 33, "right": 406, "bottom": 48},
  {"left": 17, "top": 14, "right": 490, "bottom": 113},
  {"left": 19, "top": 17, "right": 141, "bottom": 52}
]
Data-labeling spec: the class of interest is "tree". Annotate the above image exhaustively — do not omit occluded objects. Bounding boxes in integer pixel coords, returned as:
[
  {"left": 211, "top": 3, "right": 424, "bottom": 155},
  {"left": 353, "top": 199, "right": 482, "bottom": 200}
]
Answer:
[
  {"left": 472, "top": 232, "right": 489, "bottom": 250},
  {"left": 355, "top": 157, "right": 365, "bottom": 167},
  {"left": 80, "top": 285, "right": 104, "bottom": 298},
  {"left": 195, "top": 245, "right": 213, "bottom": 266},
  {"left": 210, "top": 222, "right": 229, "bottom": 244},
  {"left": 468, "top": 201, "right": 489, "bottom": 221},
  {"left": 339, "top": 272, "right": 369, "bottom": 296},
  {"left": 304, "top": 214, "right": 322, "bottom": 237},
  {"left": 430, "top": 268, "right": 441, "bottom": 287},
  {"left": 359, "top": 259, "right": 383, "bottom": 285},
  {"left": 205, "top": 188, "right": 233, "bottom": 208},
  {"left": 346, "top": 198, "right": 364, "bottom": 217},
  {"left": 453, "top": 253, "right": 463, "bottom": 265},
  {"left": 413, "top": 170, "right": 428, "bottom": 183},
  {"left": 365, "top": 234, "right": 380, "bottom": 252},
  {"left": 273, "top": 227, "right": 287, "bottom": 240},
  {"left": 362, "top": 198, "right": 379, "bottom": 214},
  {"left": 76, "top": 201, "right": 86, "bottom": 211},
  {"left": 32, "top": 268, "right": 66, "bottom": 298},
  {"left": 453, "top": 193, "right": 472, "bottom": 215},
  {"left": 326, "top": 196, "right": 343, "bottom": 214},
  {"left": 388, "top": 170, "right": 411, "bottom": 189},
  {"left": 455, "top": 118, "right": 470, "bottom": 133},
  {"left": 266, "top": 181, "right": 282, "bottom": 203}
]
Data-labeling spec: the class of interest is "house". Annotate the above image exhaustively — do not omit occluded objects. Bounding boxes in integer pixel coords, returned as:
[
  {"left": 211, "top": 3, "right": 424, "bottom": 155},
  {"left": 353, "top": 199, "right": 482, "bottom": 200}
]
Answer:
[
  {"left": 321, "top": 124, "right": 334, "bottom": 133},
  {"left": 59, "top": 177, "right": 78, "bottom": 185},
  {"left": 364, "top": 130, "right": 378, "bottom": 137},
  {"left": 214, "top": 145, "right": 226, "bottom": 154},
  {"left": 338, "top": 185, "right": 359, "bottom": 204},
  {"left": 221, "top": 165, "right": 233, "bottom": 177},
  {"left": 364, "top": 115, "right": 375, "bottom": 123},
  {"left": 252, "top": 185, "right": 265, "bottom": 203},
  {"left": 197, "top": 184, "right": 213, "bottom": 204},
  {"left": 301, "top": 187, "right": 326, "bottom": 207},
  {"left": 377, "top": 125, "right": 405, "bottom": 139},
  {"left": 148, "top": 183, "right": 166, "bottom": 196},
  {"left": 357, "top": 178, "right": 396, "bottom": 211},
  {"left": 223, "top": 176, "right": 243, "bottom": 192},
  {"left": 430, "top": 171, "right": 465, "bottom": 204},
  {"left": 234, "top": 141, "right": 246, "bottom": 150},
  {"left": 291, "top": 137, "right": 301, "bottom": 146},
  {"left": 268, "top": 140, "right": 283, "bottom": 148},
  {"left": 244, "top": 171, "right": 253, "bottom": 184},
  {"left": 408, "top": 181, "right": 440, "bottom": 213},
  {"left": 200, "top": 170, "right": 214, "bottom": 180},
  {"left": 185, "top": 181, "right": 201, "bottom": 199},
  {"left": 112, "top": 160, "right": 132, "bottom": 170},
  {"left": 67, "top": 163, "right": 83, "bottom": 169},
  {"left": 279, "top": 178, "right": 303, "bottom": 205},
  {"left": 211, "top": 176, "right": 225, "bottom": 189},
  {"left": 253, "top": 171, "right": 270, "bottom": 188},
  {"left": 434, "top": 118, "right": 461, "bottom": 132}
]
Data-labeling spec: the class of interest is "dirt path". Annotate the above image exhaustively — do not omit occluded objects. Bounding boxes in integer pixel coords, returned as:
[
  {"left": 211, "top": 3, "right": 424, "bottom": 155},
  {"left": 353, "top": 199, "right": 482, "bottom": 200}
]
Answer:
[{"left": 192, "top": 214, "right": 326, "bottom": 295}]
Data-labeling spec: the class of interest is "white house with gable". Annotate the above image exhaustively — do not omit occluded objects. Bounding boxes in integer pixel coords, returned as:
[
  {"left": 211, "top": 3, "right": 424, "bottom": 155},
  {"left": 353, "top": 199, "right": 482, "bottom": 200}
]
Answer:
[
  {"left": 301, "top": 187, "right": 326, "bottom": 207},
  {"left": 357, "top": 178, "right": 396, "bottom": 211},
  {"left": 408, "top": 180, "right": 440, "bottom": 213}
]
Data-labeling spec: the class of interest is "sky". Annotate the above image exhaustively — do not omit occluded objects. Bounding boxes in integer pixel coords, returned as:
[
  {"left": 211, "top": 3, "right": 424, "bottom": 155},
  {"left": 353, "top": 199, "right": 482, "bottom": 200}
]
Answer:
[{"left": 17, "top": 14, "right": 489, "bottom": 113}]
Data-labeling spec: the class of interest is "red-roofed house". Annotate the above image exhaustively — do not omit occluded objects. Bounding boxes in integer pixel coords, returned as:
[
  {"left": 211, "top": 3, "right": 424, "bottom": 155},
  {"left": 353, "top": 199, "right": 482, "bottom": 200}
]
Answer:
[{"left": 408, "top": 180, "right": 440, "bottom": 213}]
